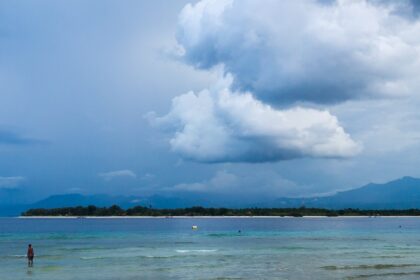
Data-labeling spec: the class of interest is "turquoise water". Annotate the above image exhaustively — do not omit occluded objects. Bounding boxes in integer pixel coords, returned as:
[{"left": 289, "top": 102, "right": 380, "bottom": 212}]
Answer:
[{"left": 2, "top": 217, "right": 420, "bottom": 279}]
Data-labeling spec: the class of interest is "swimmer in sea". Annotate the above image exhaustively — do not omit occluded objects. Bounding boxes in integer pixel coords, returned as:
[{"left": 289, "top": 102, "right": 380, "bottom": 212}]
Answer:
[{"left": 27, "top": 244, "right": 34, "bottom": 267}]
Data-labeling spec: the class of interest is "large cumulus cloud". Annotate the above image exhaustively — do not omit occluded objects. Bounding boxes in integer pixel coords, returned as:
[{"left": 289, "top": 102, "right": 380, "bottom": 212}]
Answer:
[
  {"left": 153, "top": 76, "right": 360, "bottom": 163},
  {"left": 177, "top": 0, "right": 420, "bottom": 104},
  {"left": 151, "top": 0, "right": 420, "bottom": 163}
]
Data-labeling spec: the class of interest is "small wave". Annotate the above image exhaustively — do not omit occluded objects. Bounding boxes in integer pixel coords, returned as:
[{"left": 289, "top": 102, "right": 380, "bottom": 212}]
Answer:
[
  {"left": 81, "top": 254, "right": 190, "bottom": 260},
  {"left": 9, "top": 254, "right": 26, "bottom": 258},
  {"left": 61, "top": 247, "right": 105, "bottom": 252},
  {"left": 1, "top": 254, "right": 62, "bottom": 259},
  {"left": 361, "top": 255, "right": 405, "bottom": 259},
  {"left": 275, "top": 246, "right": 307, "bottom": 251},
  {"left": 143, "top": 255, "right": 180, "bottom": 259},
  {"left": 176, "top": 249, "right": 218, "bottom": 253},
  {"left": 208, "top": 278, "right": 245, "bottom": 280},
  {"left": 322, "top": 264, "right": 418, "bottom": 270},
  {"left": 80, "top": 256, "right": 107, "bottom": 260},
  {"left": 207, "top": 233, "right": 241, "bottom": 238},
  {"left": 40, "top": 265, "right": 62, "bottom": 272},
  {"left": 46, "top": 234, "right": 98, "bottom": 240},
  {"left": 346, "top": 271, "right": 420, "bottom": 279}
]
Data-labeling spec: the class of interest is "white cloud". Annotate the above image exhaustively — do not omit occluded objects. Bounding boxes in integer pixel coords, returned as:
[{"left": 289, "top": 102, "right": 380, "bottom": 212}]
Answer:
[
  {"left": 67, "top": 187, "right": 84, "bottom": 193},
  {"left": 0, "top": 176, "right": 25, "bottom": 189},
  {"left": 177, "top": 0, "right": 420, "bottom": 104},
  {"left": 153, "top": 76, "right": 360, "bottom": 162},
  {"left": 141, "top": 173, "right": 155, "bottom": 181},
  {"left": 333, "top": 98, "right": 420, "bottom": 154},
  {"left": 98, "top": 170, "right": 137, "bottom": 181},
  {"left": 171, "top": 169, "right": 308, "bottom": 198},
  {"left": 173, "top": 170, "right": 239, "bottom": 192},
  {"left": 152, "top": 0, "right": 420, "bottom": 163}
]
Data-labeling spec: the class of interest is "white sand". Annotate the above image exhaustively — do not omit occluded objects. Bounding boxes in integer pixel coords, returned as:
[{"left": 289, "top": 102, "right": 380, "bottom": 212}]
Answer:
[{"left": 17, "top": 215, "right": 420, "bottom": 219}]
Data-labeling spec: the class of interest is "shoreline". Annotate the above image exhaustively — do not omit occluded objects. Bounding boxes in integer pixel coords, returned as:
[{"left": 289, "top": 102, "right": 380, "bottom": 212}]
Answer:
[{"left": 16, "top": 215, "right": 420, "bottom": 219}]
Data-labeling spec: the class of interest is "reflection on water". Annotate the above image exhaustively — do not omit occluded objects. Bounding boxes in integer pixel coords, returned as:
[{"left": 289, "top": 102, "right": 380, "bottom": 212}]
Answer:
[{"left": 1, "top": 217, "right": 420, "bottom": 279}]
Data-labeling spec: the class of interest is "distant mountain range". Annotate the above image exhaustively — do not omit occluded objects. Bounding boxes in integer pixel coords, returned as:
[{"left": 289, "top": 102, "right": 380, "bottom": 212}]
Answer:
[
  {"left": 0, "top": 193, "right": 211, "bottom": 216},
  {"left": 3, "top": 176, "right": 420, "bottom": 216},
  {"left": 271, "top": 176, "right": 420, "bottom": 209}
]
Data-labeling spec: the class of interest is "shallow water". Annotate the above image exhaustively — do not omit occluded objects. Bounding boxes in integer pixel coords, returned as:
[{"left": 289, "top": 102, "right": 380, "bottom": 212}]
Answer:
[{"left": 1, "top": 217, "right": 420, "bottom": 279}]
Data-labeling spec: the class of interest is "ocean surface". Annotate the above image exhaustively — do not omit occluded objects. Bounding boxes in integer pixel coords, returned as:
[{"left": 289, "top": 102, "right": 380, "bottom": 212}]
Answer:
[{"left": 1, "top": 217, "right": 420, "bottom": 279}]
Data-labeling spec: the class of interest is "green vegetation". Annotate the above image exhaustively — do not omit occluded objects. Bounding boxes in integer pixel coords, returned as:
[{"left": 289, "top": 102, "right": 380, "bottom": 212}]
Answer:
[{"left": 20, "top": 205, "right": 420, "bottom": 217}]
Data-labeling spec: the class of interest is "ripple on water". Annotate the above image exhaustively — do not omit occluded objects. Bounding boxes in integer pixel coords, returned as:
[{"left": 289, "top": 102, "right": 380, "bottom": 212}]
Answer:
[
  {"left": 207, "top": 233, "right": 242, "bottom": 238},
  {"left": 346, "top": 271, "right": 420, "bottom": 280},
  {"left": 360, "top": 255, "right": 405, "bottom": 259},
  {"left": 80, "top": 251, "right": 220, "bottom": 260},
  {"left": 60, "top": 246, "right": 107, "bottom": 252},
  {"left": 40, "top": 265, "right": 63, "bottom": 272},
  {"left": 175, "top": 249, "right": 218, "bottom": 253},
  {"left": 0, "top": 254, "right": 62, "bottom": 260},
  {"left": 321, "top": 264, "right": 419, "bottom": 270}
]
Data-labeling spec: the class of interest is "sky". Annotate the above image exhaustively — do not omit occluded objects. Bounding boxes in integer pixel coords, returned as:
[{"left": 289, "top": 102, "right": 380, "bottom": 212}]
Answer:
[{"left": 1, "top": 0, "right": 420, "bottom": 206}]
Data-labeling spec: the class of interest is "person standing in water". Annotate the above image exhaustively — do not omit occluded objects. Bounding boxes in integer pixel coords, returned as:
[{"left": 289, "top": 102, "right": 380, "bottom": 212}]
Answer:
[{"left": 27, "top": 244, "right": 34, "bottom": 267}]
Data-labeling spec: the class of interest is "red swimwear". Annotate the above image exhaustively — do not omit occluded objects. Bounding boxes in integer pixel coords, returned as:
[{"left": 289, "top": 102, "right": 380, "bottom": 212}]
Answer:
[{"left": 27, "top": 248, "right": 34, "bottom": 260}]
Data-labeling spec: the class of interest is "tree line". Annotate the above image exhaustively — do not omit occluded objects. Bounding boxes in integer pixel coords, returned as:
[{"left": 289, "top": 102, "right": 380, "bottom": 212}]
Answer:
[{"left": 21, "top": 205, "right": 420, "bottom": 217}]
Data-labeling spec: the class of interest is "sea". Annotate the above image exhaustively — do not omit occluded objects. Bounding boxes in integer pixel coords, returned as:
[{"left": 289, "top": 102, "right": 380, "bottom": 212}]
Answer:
[{"left": 1, "top": 217, "right": 420, "bottom": 279}]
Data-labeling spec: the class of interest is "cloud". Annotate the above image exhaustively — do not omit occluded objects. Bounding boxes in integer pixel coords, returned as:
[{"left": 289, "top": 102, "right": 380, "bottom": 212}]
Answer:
[
  {"left": 152, "top": 76, "right": 360, "bottom": 163},
  {"left": 176, "top": 0, "right": 420, "bottom": 104},
  {"left": 141, "top": 173, "right": 155, "bottom": 181},
  {"left": 170, "top": 169, "right": 309, "bottom": 198},
  {"left": 67, "top": 187, "right": 84, "bottom": 193},
  {"left": 172, "top": 170, "right": 240, "bottom": 192},
  {"left": 0, "top": 129, "right": 45, "bottom": 145},
  {"left": 336, "top": 98, "right": 420, "bottom": 154},
  {"left": 153, "top": 0, "right": 420, "bottom": 163},
  {"left": 371, "top": 0, "right": 420, "bottom": 18},
  {"left": 0, "top": 176, "right": 25, "bottom": 189},
  {"left": 98, "top": 170, "right": 137, "bottom": 181}
]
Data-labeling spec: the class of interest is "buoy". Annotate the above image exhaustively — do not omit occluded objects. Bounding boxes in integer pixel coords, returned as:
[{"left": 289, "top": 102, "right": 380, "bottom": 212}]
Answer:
[{"left": 192, "top": 225, "right": 198, "bottom": 230}]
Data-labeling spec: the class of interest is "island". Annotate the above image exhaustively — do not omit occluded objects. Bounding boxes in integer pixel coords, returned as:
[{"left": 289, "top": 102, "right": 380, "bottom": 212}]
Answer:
[{"left": 20, "top": 205, "right": 420, "bottom": 217}]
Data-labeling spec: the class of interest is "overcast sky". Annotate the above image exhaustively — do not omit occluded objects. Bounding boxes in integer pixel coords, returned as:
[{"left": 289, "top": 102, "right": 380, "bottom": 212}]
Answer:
[{"left": 1, "top": 0, "right": 420, "bottom": 205}]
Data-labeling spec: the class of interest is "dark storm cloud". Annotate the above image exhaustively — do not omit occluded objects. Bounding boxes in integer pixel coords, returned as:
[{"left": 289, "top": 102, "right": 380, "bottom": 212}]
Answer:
[{"left": 176, "top": 0, "right": 420, "bottom": 105}]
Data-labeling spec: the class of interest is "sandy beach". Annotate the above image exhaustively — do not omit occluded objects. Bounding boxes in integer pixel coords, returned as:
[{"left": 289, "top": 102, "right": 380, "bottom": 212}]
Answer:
[{"left": 18, "top": 215, "right": 420, "bottom": 219}]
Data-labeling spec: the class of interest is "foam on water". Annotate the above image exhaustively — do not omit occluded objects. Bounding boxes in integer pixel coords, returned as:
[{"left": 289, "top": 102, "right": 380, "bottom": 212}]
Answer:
[
  {"left": 9, "top": 254, "right": 26, "bottom": 258},
  {"left": 80, "top": 256, "right": 107, "bottom": 260},
  {"left": 175, "top": 249, "right": 218, "bottom": 253}
]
